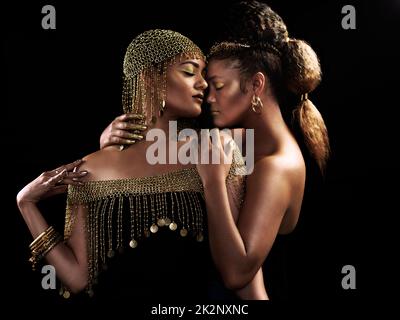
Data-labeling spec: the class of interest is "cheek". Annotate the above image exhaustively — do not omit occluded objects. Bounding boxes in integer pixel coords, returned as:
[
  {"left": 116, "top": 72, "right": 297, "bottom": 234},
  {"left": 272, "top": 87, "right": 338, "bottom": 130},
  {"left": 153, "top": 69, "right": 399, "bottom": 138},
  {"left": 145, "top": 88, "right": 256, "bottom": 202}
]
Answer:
[
  {"left": 167, "top": 78, "right": 190, "bottom": 107},
  {"left": 167, "top": 86, "right": 181, "bottom": 107},
  {"left": 220, "top": 89, "right": 248, "bottom": 114},
  {"left": 217, "top": 90, "right": 249, "bottom": 126},
  {"left": 166, "top": 77, "right": 201, "bottom": 117}
]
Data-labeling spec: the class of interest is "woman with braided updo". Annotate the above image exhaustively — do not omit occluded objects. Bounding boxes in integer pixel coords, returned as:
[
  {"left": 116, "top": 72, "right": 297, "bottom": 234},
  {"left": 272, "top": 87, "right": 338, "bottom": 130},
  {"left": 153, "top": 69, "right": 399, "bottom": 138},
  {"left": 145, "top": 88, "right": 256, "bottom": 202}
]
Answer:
[{"left": 196, "top": 1, "right": 330, "bottom": 299}]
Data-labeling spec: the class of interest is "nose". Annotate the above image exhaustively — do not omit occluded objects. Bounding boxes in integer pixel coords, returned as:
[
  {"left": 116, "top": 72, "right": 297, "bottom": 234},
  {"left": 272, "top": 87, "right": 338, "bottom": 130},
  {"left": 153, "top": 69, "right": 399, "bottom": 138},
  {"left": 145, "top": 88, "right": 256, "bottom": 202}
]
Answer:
[
  {"left": 206, "top": 91, "right": 216, "bottom": 104},
  {"left": 196, "top": 76, "right": 208, "bottom": 91}
]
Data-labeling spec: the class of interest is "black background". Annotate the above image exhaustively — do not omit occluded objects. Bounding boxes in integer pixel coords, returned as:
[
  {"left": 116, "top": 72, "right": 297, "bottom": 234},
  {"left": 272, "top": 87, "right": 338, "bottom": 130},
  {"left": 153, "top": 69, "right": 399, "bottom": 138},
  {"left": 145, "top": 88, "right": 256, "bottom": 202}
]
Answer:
[{"left": 4, "top": 0, "right": 398, "bottom": 315}]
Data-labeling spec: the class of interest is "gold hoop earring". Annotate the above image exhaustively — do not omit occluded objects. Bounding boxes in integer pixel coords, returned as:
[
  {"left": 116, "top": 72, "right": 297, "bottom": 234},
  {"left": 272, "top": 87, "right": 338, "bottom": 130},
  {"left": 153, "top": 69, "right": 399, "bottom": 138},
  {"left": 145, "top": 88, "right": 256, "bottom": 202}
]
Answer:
[{"left": 251, "top": 95, "right": 263, "bottom": 114}]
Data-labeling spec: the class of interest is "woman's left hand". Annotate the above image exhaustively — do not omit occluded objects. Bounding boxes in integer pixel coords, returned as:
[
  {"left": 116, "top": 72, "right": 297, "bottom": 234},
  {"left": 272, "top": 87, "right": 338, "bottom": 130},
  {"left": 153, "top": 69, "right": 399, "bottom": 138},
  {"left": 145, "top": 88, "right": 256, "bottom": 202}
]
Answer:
[
  {"left": 17, "top": 159, "right": 87, "bottom": 206},
  {"left": 195, "top": 129, "right": 234, "bottom": 186}
]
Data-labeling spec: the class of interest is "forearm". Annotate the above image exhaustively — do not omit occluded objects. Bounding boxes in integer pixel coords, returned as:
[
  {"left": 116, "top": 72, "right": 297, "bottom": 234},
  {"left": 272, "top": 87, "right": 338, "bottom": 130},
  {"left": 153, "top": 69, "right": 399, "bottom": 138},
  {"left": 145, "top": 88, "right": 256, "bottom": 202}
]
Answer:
[
  {"left": 203, "top": 180, "right": 256, "bottom": 289},
  {"left": 18, "top": 201, "right": 87, "bottom": 293},
  {"left": 18, "top": 201, "right": 51, "bottom": 238}
]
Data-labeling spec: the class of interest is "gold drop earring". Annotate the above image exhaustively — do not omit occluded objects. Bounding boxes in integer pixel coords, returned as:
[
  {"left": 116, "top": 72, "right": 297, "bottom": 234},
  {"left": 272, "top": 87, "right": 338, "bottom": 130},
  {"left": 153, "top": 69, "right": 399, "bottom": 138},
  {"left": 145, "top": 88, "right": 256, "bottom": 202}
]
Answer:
[
  {"left": 158, "top": 100, "right": 166, "bottom": 117},
  {"left": 251, "top": 95, "right": 263, "bottom": 114}
]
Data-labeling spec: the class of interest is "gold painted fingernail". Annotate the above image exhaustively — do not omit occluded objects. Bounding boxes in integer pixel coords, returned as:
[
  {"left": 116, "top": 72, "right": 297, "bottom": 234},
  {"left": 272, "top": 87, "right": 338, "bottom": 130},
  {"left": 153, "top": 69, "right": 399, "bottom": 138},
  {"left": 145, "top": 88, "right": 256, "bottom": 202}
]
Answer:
[{"left": 130, "top": 133, "right": 143, "bottom": 139}]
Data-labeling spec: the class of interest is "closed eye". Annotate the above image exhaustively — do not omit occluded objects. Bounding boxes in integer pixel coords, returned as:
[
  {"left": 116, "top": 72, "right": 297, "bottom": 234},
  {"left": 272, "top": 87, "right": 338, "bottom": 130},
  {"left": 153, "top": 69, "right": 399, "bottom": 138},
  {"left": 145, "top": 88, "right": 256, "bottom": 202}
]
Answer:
[
  {"left": 214, "top": 82, "right": 224, "bottom": 90},
  {"left": 183, "top": 71, "right": 195, "bottom": 76}
]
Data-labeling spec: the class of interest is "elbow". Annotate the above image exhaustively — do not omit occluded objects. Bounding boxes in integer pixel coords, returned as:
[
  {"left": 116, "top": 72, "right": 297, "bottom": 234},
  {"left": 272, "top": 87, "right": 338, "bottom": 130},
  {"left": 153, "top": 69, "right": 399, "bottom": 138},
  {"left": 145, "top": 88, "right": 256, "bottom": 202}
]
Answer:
[
  {"left": 64, "top": 269, "right": 88, "bottom": 294},
  {"left": 222, "top": 273, "right": 251, "bottom": 291},
  {"left": 220, "top": 268, "right": 254, "bottom": 291},
  {"left": 218, "top": 256, "right": 261, "bottom": 290},
  {"left": 16, "top": 192, "right": 31, "bottom": 212},
  {"left": 68, "top": 279, "right": 87, "bottom": 294}
]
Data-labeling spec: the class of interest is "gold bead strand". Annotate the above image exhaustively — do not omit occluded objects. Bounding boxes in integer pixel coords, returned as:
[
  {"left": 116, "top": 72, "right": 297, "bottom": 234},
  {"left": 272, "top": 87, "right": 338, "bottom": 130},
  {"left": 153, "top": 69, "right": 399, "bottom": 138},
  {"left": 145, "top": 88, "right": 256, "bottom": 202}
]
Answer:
[
  {"left": 149, "top": 194, "right": 158, "bottom": 234},
  {"left": 163, "top": 192, "right": 171, "bottom": 227},
  {"left": 117, "top": 196, "right": 124, "bottom": 253},
  {"left": 93, "top": 199, "right": 101, "bottom": 278},
  {"left": 156, "top": 193, "right": 166, "bottom": 227},
  {"left": 100, "top": 198, "right": 109, "bottom": 269},
  {"left": 143, "top": 195, "right": 150, "bottom": 237},
  {"left": 193, "top": 193, "right": 204, "bottom": 242},
  {"left": 178, "top": 192, "right": 188, "bottom": 237},
  {"left": 128, "top": 196, "right": 138, "bottom": 249},
  {"left": 107, "top": 197, "right": 116, "bottom": 259},
  {"left": 169, "top": 192, "right": 177, "bottom": 231},
  {"left": 187, "top": 192, "right": 197, "bottom": 238},
  {"left": 136, "top": 194, "right": 142, "bottom": 239},
  {"left": 89, "top": 201, "right": 99, "bottom": 286}
]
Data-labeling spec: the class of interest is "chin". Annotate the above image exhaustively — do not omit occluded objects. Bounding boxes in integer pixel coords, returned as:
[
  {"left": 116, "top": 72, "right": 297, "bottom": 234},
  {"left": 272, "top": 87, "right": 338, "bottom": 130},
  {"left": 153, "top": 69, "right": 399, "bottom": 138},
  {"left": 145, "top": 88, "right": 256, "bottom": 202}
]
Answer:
[
  {"left": 194, "top": 108, "right": 202, "bottom": 117},
  {"left": 213, "top": 117, "right": 226, "bottom": 128},
  {"left": 187, "top": 105, "right": 202, "bottom": 117},
  {"left": 173, "top": 105, "right": 201, "bottom": 118}
]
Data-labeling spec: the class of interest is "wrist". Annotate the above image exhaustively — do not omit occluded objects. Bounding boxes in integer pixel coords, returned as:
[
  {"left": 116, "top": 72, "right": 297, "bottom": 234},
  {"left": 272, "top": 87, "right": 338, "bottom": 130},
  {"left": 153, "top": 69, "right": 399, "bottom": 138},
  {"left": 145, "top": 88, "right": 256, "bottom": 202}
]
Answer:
[{"left": 202, "top": 176, "right": 225, "bottom": 189}]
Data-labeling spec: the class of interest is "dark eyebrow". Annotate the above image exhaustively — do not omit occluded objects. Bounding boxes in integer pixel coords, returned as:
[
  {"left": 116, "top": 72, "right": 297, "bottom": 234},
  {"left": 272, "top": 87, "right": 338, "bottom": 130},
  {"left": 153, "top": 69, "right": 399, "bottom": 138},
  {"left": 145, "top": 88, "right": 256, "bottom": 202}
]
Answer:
[{"left": 180, "top": 61, "right": 200, "bottom": 68}]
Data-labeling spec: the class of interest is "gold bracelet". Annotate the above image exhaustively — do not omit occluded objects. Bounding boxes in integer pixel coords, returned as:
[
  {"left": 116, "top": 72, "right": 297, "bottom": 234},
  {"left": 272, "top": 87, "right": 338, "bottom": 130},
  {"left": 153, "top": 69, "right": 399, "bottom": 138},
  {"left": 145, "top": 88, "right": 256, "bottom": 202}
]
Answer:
[
  {"left": 29, "top": 226, "right": 57, "bottom": 250},
  {"left": 29, "top": 226, "right": 62, "bottom": 270},
  {"left": 29, "top": 226, "right": 55, "bottom": 249}
]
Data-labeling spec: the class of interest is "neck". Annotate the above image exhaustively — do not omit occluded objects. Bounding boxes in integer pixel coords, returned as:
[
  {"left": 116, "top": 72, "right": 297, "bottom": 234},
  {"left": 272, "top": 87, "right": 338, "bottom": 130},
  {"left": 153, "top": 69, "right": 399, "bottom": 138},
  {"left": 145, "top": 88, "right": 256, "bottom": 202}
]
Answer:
[
  {"left": 241, "top": 94, "right": 295, "bottom": 158},
  {"left": 145, "top": 110, "right": 180, "bottom": 142}
]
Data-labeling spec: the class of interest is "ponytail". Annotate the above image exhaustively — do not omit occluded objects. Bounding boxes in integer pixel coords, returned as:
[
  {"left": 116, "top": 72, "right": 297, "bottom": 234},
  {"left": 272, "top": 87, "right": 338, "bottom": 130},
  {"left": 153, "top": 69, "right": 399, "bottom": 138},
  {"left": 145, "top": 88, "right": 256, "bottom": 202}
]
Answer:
[
  {"left": 293, "top": 95, "right": 330, "bottom": 173},
  {"left": 284, "top": 39, "right": 330, "bottom": 173}
]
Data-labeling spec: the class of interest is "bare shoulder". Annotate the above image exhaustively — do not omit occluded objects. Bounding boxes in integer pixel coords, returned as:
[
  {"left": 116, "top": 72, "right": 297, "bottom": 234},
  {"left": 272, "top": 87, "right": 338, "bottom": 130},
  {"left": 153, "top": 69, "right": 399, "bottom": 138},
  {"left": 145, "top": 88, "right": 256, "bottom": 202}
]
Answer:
[
  {"left": 78, "top": 147, "right": 119, "bottom": 181},
  {"left": 249, "top": 154, "right": 305, "bottom": 188},
  {"left": 252, "top": 155, "right": 289, "bottom": 177}
]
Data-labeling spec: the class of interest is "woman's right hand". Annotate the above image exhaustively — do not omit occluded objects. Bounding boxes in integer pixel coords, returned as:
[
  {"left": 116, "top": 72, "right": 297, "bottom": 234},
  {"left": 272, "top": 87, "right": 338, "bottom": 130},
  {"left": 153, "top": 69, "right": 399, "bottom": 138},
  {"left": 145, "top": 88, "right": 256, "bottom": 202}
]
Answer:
[
  {"left": 99, "top": 113, "right": 147, "bottom": 150},
  {"left": 16, "top": 159, "right": 87, "bottom": 206}
]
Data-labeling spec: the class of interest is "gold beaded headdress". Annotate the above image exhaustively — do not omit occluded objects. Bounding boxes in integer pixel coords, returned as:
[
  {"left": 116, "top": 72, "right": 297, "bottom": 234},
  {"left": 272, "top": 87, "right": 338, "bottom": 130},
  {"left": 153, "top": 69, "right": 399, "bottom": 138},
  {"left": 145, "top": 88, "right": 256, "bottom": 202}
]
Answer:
[{"left": 122, "top": 29, "right": 205, "bottom": 123}]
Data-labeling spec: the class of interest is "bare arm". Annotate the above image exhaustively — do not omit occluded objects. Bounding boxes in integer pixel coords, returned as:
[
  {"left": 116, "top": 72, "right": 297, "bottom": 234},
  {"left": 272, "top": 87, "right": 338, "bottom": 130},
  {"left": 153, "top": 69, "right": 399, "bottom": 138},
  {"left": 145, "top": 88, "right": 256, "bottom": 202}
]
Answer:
[
  {"left": 16, "top": 160, "right": 89, "bottom": 293},
  {"left": 17, "top": 201, "right": 88, "bottom": 293},
  {"left": 204, "top": 161, "right": 289, "bottom": 290},
  {"left": 197, "top": 132, "right": 290, "bottom": 290},
  {"left": 225, "top": 157, "right": 268, "bottom": 299}
]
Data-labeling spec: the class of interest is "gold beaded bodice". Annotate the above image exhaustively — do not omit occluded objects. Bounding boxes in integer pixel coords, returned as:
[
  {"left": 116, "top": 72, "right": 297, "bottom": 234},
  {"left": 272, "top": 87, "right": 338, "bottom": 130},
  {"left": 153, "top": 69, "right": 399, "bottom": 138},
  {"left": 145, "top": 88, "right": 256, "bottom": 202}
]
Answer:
[{"left": 64, "top": 147, "right": 246, "bottom": 296}]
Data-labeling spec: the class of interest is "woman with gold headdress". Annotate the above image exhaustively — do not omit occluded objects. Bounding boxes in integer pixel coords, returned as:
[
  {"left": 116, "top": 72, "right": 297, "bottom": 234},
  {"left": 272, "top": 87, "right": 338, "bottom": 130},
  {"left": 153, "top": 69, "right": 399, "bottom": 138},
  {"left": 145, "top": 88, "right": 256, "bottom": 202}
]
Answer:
[{"left": 16, "top": 29, "right": 246, "bottom": 301}]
